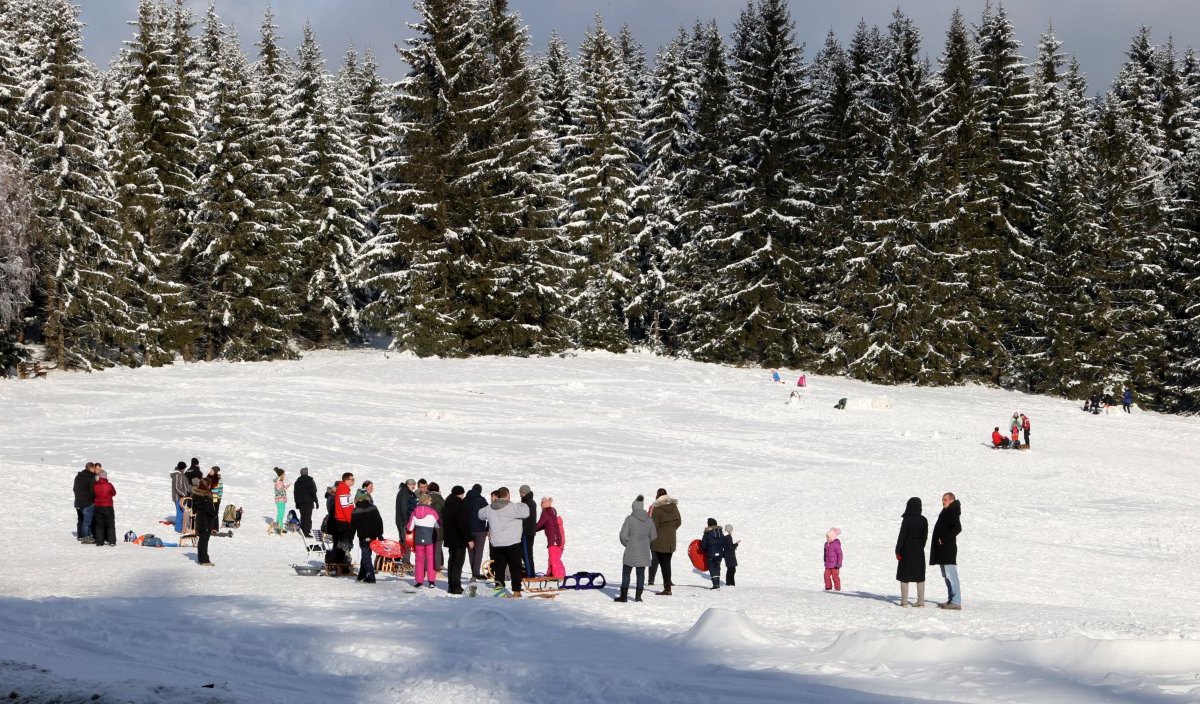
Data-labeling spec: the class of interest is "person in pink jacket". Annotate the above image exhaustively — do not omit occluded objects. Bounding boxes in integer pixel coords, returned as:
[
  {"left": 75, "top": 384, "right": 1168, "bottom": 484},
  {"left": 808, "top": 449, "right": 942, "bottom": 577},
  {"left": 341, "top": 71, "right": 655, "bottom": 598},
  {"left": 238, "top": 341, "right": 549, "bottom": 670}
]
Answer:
[
  {"left": 535, "top": 496, "right": 565, "bottom": 579},
  {"left": 824, "top": 528, "right": 843, "bottom": 591},
  {"left": 407, "top": 494, "right": 442, "bottom": 588}
]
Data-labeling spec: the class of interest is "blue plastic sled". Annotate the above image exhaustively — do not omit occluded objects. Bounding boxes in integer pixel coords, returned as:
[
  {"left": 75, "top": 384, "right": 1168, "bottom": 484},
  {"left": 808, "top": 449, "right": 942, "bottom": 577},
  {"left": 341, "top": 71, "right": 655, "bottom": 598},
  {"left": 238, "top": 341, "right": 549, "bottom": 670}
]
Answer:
[{"left": 561, "top": 572, "right": 606, "bottom": 590}]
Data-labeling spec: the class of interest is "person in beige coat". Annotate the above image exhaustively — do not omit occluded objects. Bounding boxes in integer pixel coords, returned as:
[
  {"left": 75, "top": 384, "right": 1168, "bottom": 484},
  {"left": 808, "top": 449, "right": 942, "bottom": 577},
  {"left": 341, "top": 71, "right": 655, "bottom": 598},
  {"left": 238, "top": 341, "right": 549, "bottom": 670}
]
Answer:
[{"left": 647, "top": 488, "right": 681, "bottom": 595}]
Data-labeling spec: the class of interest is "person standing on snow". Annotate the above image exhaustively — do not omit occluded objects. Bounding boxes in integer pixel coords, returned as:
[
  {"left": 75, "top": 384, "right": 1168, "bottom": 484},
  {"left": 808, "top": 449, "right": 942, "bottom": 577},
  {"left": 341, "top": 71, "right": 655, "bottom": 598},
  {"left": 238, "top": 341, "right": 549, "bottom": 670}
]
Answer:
[
  {"left": 615, "top": 496, "right": 657, "bottom": 603},
  {"left": 92, "top": 469, "right": 117, "bottom": 547},
  {"left": 395, "top": 478, "right": 418, "bottom": 565},
  {"left": 930, "top": 492, "right": 963, "bottom": 610},
  {"left": 1020, "top": 414, "right": 1031, "bottom": 448},
  {"left": 193, "top": 479, "right": 218, "bottom": 566},
  {"left": 823, "top": 528, "right": 843, "bottom": 591},
  {"left": 352, "top": 490, "right": 384, "bottom": 584},
  {"left": 74, "top": 461, "right": 98, "bottom": 543},
  {"left": 1009, "top": 413, "right": 1021, "bottom": 447},
  {"left": 441, "top": 486, "right": 472, "bottom": 594},
  {"left": 170, "top": 461, "right": 189, "bottom": 533},
  {"left": 334, "top": 472, "right": 356, "bottom": 552},
  {"left": 427, "top": 482, "right": 446, "bottom": 571},
  {"left": 185, "top": 458, "right": 203, "bottom": 486},
  {"left": 1123, "top": 387, "right": 1133, "bottom": 413},
  {"left": 477, "top": 487, "right": 529, "bottom": 596},
  {"left": 895, "top": 497, "right": 928, "bottom": 607},
  {"left": 647, "top": 488, "right": 681, "bottom": 595},
  {"left": 700, "top": 518, "right": 727, "bottom": 590},
  {"left": 723, "top": 524, "right": 740, "bottom": 586},
  {"left": 519, "top": 485, "right": 538, "bottom": 578},
  {"left": 294, "top": 467, "right": 319, "bottom": 538},
  {"left": 464, "top": 484, "right": 489, "bottom": 582},
  {"left": 272, "top": 468, "right": 290, "bottom": 534},
  {"left": 535, "top": 496, "right": 565, "bottom": 580}
]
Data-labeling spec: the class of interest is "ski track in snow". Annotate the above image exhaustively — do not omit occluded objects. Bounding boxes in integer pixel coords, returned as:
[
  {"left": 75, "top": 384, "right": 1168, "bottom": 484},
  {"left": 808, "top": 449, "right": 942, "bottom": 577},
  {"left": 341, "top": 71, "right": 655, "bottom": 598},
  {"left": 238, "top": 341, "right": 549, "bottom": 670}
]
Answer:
[{"left": 2, "top": 350, "right": 1199, "bottom": 703}]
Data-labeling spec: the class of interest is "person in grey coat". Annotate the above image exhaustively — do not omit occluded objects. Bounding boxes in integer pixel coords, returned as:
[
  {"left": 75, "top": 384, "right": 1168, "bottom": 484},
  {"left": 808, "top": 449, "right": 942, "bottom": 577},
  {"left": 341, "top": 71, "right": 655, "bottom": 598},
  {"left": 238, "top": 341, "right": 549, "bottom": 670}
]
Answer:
[{"left": 615, "top": 495, "right": 657, "bottom": 603}]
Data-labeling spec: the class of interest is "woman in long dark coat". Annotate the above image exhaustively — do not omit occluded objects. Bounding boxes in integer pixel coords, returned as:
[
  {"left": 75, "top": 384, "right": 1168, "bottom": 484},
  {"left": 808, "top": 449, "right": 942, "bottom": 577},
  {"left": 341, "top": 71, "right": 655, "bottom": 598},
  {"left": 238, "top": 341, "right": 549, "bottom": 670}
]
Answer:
[{"left": 895, "top": 496, "right": 928, "bottom": 607}]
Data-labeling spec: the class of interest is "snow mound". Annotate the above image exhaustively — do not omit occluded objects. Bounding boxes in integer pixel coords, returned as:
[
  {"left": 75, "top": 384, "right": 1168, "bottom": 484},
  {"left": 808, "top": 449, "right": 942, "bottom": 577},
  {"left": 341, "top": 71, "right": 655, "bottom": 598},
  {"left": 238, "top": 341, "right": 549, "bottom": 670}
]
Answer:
[
  {"left": 824, "top": 630, "right": 1200, "bottom": 676},
  {"left": 670, "top": 608, "right": 780, "bottom": 649}
]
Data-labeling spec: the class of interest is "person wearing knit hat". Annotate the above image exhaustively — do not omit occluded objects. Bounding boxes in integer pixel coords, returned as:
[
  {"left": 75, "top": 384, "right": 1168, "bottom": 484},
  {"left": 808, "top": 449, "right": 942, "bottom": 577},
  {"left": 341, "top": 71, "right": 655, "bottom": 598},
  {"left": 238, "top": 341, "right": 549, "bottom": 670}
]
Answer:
[
  {"left": 700, "top": 518, "right": 728, "bottom": 589},
  {"left": 823, "top": 528, "right": 843, "bottom": 591}
]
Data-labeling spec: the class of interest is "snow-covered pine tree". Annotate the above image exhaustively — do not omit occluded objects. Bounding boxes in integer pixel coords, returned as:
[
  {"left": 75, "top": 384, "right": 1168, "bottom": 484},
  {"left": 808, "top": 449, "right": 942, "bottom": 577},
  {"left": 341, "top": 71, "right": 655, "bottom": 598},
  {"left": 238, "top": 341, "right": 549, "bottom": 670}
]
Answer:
[
  {"left": 537, "top": 31, "right": 581, "bottom": 179},
  {"left": 0, "top": 156, "right": 35, "bottom": 368},
  {"left": 23, "top": 0, "right": 138, "bottom": 369},
  {"left": 627, "top": 29, "right": 695, "bottom": 351},
  {"left": 664, "top": 20, "right": 729, "bottom": 355},
  {"left": 564, "top": 14, "right": 641, "bottom": 352},
  {"left": 290, "top": 23, "right": 367, "bottom": 346},
  {"left": 188, "top": 27, "right": 296, "bottom": 361},
  {"left": 464, "top": 0, "right": 571, "bottom": 356},
  {"left": 344, "top": 49, "right": 392, "bottom": 248},
  {"left": 112, "top": 0, "right": 201, "bottom": 364},
  {"left": 0, "top": 0, "right": 28, "bottom": 157},
  {"left": 686, "top": 0, "right": 817, "bottom": 367}
]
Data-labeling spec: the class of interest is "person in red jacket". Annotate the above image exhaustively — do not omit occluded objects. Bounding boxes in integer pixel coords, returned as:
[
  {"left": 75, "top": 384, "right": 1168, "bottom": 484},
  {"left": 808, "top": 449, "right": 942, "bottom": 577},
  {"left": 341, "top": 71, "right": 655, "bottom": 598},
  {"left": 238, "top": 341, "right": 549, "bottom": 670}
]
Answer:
[
  {"left": 991, "top": 427, "right": 1010, "bottom": 449},
  {"left": 333, "top": 472, "right": 356, "bottom": 551},
  {"left": 92, "top": 468, "right": 117, "bottom": 546}
]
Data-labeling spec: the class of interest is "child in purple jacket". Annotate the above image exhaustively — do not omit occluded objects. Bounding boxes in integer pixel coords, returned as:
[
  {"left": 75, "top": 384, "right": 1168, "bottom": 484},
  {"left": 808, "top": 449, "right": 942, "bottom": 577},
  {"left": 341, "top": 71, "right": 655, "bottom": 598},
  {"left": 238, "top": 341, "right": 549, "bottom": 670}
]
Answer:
[{"left": 824, "top": 528, "right": 843, "bottom": 591}]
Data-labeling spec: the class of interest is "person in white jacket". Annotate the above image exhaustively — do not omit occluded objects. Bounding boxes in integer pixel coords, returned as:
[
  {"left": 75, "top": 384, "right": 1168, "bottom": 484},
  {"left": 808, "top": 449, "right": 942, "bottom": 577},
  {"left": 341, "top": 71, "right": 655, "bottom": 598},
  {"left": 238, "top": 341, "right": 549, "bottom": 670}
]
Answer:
[{"left": 477, "top": 486, "right": 530, "bottom": 596}]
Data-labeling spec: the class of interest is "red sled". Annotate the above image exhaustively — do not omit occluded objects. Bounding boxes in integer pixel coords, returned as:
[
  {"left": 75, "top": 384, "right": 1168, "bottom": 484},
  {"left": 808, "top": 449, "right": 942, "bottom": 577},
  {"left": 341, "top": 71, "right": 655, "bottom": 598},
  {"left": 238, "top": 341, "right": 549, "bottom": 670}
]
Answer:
[
  {"left": 688, "top": 539, "right": 708, "bottom": 571},
  {"left": 370, "top": 538, "right": 405, "bottom": 559}
]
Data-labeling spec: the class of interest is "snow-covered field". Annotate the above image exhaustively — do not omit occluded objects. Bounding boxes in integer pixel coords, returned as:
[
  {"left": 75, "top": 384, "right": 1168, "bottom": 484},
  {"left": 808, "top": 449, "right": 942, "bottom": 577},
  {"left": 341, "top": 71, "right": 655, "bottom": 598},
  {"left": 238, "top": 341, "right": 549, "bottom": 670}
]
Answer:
[{"left": 2, "top": 350, "right": 1199, "bottom": 703}]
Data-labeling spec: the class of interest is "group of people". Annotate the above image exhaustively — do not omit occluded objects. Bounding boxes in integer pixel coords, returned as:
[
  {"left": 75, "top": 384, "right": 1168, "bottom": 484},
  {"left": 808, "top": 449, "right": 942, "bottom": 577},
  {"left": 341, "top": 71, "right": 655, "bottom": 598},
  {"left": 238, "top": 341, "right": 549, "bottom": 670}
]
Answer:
[
  {"left": 991, "top": 412, "right": 1031, "bottom": 449},
  {"left": 1083, "top": 387, "right": 1134, "bottom": 414},
  {"left": 73, "top": 462, "right": 117, "bottom": 546},
  {"left": 168, "top": 459, "right": 224, "bottom": 566}
]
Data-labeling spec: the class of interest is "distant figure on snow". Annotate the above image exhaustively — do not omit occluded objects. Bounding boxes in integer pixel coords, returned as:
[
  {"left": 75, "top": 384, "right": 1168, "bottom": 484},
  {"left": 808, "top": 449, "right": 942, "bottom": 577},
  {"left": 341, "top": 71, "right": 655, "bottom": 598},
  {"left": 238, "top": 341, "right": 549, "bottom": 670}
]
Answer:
[
  {"left": 930, "top": 492, "right": 962, "bottom": 610},
  {"left": 408, "top": 494, "right": 442, "bottom": 589},
  {"left": 294, "top": 467, "right": 319, "bottom": 538},
  {"left": 272, "top": 467, "right": 290, "bottom": 534},
  {"left": 535, "top": 496, "right": 566, "bottom": 580},
  {"left": 771, "top": 369, "right": 781, "bottom": 383},
  {"left": 92, "top": 468, "right": 117, "bottom": 547},
  {"left": 648, "top": 488, "right": 681, "bottom": 595},
  {"left": 441, "top": 486, "right": 472, "bottom": 595},
  {"left": 352, "top": 491, "right": 384, "bottom": 584},
  {"left": 895, "top": 497, "right": 927, "bottom": 607},
  {"left": 991, "top": 427, "right": 1011, "bottom": 449},
  {"left": 1020, "top": 414, "right": 1031, "bottom": 448},
  {"left": 823, "top": 528, "right": 842, "bottom": 591},
  {"left": 1123, "top": 387, "right": 1133, "bottom": 413},
  {"left": 170, "top": 461, "right": 189, "bottom": 533},
  {"left": 700, "top": 518, "right": 728, "bottom": 590},
  {"left": 193, "top": 479, "right": 217, "bottom": 567},
  {"left": 797, "top": 374, "right": 807, "bottom": 387}
]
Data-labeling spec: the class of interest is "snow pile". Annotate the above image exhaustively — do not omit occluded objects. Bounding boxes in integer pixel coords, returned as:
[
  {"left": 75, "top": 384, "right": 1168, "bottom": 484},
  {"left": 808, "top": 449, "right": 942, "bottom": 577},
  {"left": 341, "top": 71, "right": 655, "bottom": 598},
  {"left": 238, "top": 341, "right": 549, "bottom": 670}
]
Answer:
[{"left": 671, "top": 608, "right": 781, "bottom": 649}]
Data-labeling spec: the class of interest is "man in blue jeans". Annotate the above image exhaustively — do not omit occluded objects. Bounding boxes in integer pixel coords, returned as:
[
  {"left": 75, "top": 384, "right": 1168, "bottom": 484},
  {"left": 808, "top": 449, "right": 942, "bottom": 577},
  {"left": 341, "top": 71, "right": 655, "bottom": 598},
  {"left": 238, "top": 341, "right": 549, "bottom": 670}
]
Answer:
[
  {"left": 170, "top": 461, "right": 189, "bottom": 532},
  {"left": 930, "top": 492, "right": 963, "bottom": 609},
  {"left": 73, "top": 462, "right": 97, "bottom": 543}
]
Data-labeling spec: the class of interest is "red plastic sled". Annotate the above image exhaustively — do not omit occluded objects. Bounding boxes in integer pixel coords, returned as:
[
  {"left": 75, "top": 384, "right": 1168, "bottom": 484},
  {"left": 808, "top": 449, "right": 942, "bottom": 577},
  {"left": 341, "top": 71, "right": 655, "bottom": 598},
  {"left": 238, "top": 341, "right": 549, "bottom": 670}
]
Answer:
[
  {"left": 370, "top": 538, "right": 405, "bottom": 559},
  {"left": 688, "top": 539, "right": 708, "bottom": 571}
]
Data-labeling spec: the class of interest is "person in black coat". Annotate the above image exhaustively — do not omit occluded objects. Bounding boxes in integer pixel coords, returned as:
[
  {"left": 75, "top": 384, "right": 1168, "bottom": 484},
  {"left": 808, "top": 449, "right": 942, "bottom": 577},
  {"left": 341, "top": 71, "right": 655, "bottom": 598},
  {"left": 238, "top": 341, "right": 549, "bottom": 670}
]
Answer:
[
  {"left": 895, "top": 496, "right": 928, "bottom": 607},
  {"left": 519, "top": 485, "right": 537, "bottom": 577},
  {"left": 73, "top": 462, "right": 97, "bottom": 543},
  {"left": 351, "top": 498, "right": 384, "bottom": 583},
  {"left": 464, "top": 484, "right": 488, "bottom": 581},
  {"left": 930, "top": 493, "right": 963, "bottom": 609},
  {"left": 440, "top": 486, "right": 473, "bottom": 594},
  {"left": 193, "top": 479, "right": 218, "bottom": 566},
  {"left": 184, "top": 458, "right": 203, "bottom": 486},
  {"left": 293, "top": 467, "right": 319, "bottom": 537},
  {"left": 395, "top": 479, "right": 418, "bottom": 565}
]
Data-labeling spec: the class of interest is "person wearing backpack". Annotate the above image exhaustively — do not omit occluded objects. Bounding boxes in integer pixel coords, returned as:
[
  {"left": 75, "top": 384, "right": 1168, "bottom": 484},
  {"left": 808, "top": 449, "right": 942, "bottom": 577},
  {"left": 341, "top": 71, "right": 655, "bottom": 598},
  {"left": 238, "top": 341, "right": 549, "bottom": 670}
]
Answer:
[
  {"left": 92, "top": 469, "right": 117, "bottom": 547},
  {"left": 193, "top": 479, "right": 218, "bottom": 566},
  {"left": 648, "top": 488, "right": 681, "bottom": 595},
  {"left": 535, "top": 496, "right": 565, "bottom": 580}
]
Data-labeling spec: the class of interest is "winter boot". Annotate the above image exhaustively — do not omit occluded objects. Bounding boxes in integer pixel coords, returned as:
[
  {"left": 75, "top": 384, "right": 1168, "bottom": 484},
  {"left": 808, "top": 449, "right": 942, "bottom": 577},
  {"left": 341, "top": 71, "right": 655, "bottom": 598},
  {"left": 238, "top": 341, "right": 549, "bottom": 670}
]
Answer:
[
  {"left": 900, "top": 582, "right": 910, "bottom": 607},
  {"left": 710, "top": 578, "right": 720, "bottom": 590},
  {"left": 915, "top": 582, "right": 925, "bottom": 608},
  {"left": 657, "top": 586, "right": 673, "bottom": 596},
  {"left": 613, "top": 588, "right": 628, "bottom": 603},
  {"left": 635, "top": 587, "right": 643, "bottom": 602}
]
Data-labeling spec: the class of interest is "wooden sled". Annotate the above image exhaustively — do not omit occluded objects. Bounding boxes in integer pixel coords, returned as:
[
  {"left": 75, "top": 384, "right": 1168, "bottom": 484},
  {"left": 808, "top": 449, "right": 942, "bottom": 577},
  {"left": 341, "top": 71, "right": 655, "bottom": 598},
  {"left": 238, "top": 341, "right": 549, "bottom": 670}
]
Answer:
[{"left": 521, "top": 575, "right": 563, "bottom": 598}]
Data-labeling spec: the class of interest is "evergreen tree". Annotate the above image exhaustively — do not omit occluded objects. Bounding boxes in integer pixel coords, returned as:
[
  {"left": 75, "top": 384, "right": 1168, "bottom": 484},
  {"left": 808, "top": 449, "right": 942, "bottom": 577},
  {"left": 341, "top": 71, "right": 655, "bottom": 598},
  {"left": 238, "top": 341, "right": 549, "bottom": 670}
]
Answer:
[
  {"left": 188, "top": 28, "right": 296, "bottom": 361},
  {"left": 564, "top": 15, "right": 640, "bottom": 352},
  {"left": 23, "top": 0, "right": 137, "bottom": 369},
  {"left": 537, "top": 31, "right": 581, "bottom": 177},
  {"left": 0, "top": 156, "right": 35, "bottom": 367},
  {"left": 291, "top": 23, "right": 367, "bottom": 345}
]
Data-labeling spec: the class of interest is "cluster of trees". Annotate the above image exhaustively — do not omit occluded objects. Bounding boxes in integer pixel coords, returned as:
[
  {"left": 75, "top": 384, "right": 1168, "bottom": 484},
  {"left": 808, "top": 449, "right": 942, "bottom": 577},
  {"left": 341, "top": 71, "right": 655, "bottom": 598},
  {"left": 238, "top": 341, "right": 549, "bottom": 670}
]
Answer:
[{"left": 0, "top": 0, "right": 1197, "bottom": 412}]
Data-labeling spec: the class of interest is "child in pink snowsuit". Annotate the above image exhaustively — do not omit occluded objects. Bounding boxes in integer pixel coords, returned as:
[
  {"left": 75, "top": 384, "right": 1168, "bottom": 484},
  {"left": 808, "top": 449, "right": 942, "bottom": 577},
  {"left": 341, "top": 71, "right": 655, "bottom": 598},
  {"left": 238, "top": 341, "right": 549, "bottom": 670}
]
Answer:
[
  {"left": 406, "top": 495, "right": 442, "bottom": 588},
  {"left": 824, "top": 528, "right": 842, "bottom": 591},
  {"left": 535, "top": 496, "right": 566, "bottom": 579}
]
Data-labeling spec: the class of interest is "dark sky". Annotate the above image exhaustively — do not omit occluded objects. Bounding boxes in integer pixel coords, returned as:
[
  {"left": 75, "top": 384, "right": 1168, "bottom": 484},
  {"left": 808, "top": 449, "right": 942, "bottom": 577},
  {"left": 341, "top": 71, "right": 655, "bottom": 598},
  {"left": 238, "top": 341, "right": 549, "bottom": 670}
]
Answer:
[{"left": 78, "top": 1, "right": 1200, "bottom": 93}]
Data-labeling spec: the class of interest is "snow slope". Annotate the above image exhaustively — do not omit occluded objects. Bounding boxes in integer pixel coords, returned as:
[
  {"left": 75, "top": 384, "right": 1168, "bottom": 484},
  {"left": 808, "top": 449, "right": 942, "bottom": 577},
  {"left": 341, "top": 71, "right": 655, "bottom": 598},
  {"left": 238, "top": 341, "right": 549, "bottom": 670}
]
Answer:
[{"left": 2, "top": 350, "right": 1199, "bottom": 703}]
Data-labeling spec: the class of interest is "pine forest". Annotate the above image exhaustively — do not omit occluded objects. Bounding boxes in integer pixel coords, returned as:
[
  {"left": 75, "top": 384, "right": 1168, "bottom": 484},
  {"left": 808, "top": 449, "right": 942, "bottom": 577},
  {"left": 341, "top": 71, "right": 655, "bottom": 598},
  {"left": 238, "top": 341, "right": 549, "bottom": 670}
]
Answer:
[{"left": 0, "top": 0, "right": 1198, "bottom": 413}]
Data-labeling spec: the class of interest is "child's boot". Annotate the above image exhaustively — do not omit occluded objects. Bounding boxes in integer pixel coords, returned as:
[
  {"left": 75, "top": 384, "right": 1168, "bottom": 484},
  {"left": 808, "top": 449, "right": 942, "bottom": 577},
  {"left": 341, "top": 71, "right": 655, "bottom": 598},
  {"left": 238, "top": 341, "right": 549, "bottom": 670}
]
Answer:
[
  {"left": 710, "top": 578, "right": 720, "bottom": 590},
  {"left": 900, "top": 582, "right": 910, "bottom": 607},
  {"left": 915, "top": 582, "right": 925, "bottom": 608}
]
